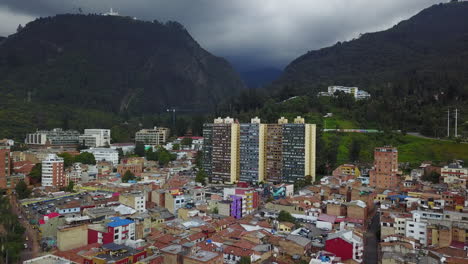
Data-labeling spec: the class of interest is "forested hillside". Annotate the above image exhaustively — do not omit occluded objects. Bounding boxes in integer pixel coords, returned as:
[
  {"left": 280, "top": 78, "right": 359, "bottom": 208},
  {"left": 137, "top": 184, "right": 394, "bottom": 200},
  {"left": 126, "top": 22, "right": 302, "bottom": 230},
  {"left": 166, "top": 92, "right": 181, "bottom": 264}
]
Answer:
[
  {"left": 220, "top": 1, "right": 468, "bottom": 138},
  {"left": 0, "top": 14, "right": 245, "bottom": 138}
]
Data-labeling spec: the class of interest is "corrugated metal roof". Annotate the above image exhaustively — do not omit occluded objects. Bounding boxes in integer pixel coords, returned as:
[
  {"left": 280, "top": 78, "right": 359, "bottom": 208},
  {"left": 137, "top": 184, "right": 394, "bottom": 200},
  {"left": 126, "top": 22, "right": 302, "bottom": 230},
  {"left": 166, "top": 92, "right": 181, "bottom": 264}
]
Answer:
[{"left": 107, "top": 217, "right": 134, "bottom": 227}]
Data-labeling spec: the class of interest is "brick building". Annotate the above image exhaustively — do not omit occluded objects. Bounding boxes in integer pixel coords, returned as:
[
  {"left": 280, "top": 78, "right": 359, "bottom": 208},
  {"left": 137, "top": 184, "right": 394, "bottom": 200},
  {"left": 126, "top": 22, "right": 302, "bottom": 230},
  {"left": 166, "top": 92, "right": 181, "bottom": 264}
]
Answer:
[{"left": 369, "top": 147, "right": 399, "bottom": 189}]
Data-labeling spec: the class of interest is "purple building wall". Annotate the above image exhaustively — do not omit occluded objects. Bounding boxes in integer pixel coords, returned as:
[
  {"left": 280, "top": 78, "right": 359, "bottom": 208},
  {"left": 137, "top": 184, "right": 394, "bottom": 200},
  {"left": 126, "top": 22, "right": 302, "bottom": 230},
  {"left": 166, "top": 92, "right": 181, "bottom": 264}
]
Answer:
[{"left": 230, "top": 195, "right": 242, "bottom": 219}]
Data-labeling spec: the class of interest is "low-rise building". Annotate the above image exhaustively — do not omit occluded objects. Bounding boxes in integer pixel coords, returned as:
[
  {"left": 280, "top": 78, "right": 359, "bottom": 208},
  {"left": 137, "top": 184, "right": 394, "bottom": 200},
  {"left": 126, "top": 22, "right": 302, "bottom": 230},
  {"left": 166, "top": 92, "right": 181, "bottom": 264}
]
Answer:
[
  {"left": 79, "top": 129, "right": 111, "bottom": 147},
  {"left": 135, "top": 127, "right": 170, "bottom": 146},
  {"left": 119, "top": 192, "right": 146, "bottom": 212},
  {"left": 81, "top": 147, "right": 119, "bottom": 165},
  {"left": 88, "top": 217, "right": 136, "bottom": 245},
  {"left": 325, "top": 230, "right": 364, "bottom": 263}
]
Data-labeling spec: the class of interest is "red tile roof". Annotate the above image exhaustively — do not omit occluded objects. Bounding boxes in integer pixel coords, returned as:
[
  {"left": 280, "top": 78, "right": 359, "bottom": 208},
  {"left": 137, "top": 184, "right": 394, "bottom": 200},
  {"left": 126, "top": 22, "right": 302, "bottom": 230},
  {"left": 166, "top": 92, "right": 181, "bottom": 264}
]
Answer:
[
  {"left": 223, "top": 246, "right": 254, "bottom": 257},
  {"left": 318, "top": 213, "right": 337, "bottom": 223}
]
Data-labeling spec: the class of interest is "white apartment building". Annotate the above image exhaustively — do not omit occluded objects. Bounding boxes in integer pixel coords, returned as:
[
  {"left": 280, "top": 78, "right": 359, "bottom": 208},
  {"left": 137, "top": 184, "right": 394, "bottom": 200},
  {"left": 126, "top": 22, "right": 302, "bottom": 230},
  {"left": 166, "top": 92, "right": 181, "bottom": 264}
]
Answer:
[
  {"left": 441, "top": 163, "right": 467, "bottom": 186},
  {"left": 25, "top": 128, "right": 80, "bottom": 145},
  {"left": 318, "top": 86, "right": 371, "bottom": 100},
  {"left": 405, "top": 210, "right": 445, "bottom": 246},
  {"left": 135, "top": 127, "right": 170, "bottom": 146},
  {"left": 67, "top": 163, "right": 83, "bottom": 183},
  {"left": 81, "top": 148, "right": 119, "bottom": 165},
  {"left": 42, "top": 154, "right": 65, "bottom": 187},
  {"left": 79, "top": 129, "right": 111, "bottom": 147},
  {"left": 405, "top": 220, "right": 427, "bottom": 246},
  {"left": 394, "top": 216, "right": 409, "bottom": 235}
]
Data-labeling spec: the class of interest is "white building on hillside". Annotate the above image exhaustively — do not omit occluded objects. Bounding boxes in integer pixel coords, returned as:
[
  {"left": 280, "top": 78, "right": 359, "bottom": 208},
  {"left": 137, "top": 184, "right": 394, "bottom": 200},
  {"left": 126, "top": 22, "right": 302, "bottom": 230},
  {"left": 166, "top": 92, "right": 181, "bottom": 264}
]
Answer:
[
  {"left": 318, "top": 86, "right": 371, "bottom": 100},
  {"left": 81, "top": 148, "right": 118, "bottom": 165},
  {"left": 79, "top": 129, "right": 111, "bottom": 147}
]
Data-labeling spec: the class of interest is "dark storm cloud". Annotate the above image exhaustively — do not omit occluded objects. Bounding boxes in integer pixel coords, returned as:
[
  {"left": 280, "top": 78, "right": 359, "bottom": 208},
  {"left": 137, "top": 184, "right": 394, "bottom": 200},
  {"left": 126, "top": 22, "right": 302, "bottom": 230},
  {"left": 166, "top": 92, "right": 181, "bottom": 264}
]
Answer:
[{"left": 0, "top": 0, "right": 442, "bottom": 68}]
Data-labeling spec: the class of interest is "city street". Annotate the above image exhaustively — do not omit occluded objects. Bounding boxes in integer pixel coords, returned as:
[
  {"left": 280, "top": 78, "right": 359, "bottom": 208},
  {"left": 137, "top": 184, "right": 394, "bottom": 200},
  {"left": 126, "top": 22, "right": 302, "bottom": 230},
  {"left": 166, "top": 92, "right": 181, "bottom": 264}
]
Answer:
[
  {"left": 9, "top": 196, "right": 41, "bottom": 262},
  {"left": 364, "top": 212, "right": 380, "bottom": 264}
]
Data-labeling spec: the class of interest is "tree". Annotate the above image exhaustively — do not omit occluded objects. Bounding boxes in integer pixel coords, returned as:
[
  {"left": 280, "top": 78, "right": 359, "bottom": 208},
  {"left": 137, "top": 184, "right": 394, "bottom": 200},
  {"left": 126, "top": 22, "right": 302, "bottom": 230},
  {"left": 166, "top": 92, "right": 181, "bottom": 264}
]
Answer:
[
  {"left": 172, "top": 143, "right": 180, "bottom": 150},
  {"left": 304, "top": 175, "right": 313, "bottom": 185},
  {"left": 75, "top": 152, "right": 96, "bottom": 165},
  {"left": 15, "top": 180, "right": 31, "bottom": 199},
  {"left": 16, "top": 24, "right": 23, "bottom": 32},
  {"left": 122, "top": 170, "right": 136, "bottom": 183},
  {"left": 195, "top": 150, "right": 203, "bottom": 169},
  {"left": 195, "top": 170, "right": 207, "bottom": 186},
  {"left": 277, "top": 210, "right": 295, "bottom": 223},
  {"left": 135, "top": 141, "right": 146, "bottom": 157},
  {"left": 423, "top": 171, "right": 440, "bottom": 184},
  {"left": 146, "top": 148, "right": 158, "bottom": 161},
  {"left": 212, "top": 207, "right": 219, "bottom": 214},
  {"left": 58, "top": 152, "right": 74, "bottom": 167},
  {"left": 66, "top": 180, "right": 75, "bottom": 192},
  {"left": 349, "top": 139, "right": 361, "bottom": 162},
  {"left": 181, "top": 137, "right": 193, "bottom": 146},
  {"left": 28, "top": 163, "right": 42, "bottom": 180},
  {"left": 117, "top": 148, "right": 124, "bottom": 163},
  {"left": 158, "top": 151, "right": 171, "bottom": 166},
  {"left": 239, "top": 256, "right": 251, "bottom": 264},
  {"left": 294, "top": 179, "right": 306, "bottom": 190}
]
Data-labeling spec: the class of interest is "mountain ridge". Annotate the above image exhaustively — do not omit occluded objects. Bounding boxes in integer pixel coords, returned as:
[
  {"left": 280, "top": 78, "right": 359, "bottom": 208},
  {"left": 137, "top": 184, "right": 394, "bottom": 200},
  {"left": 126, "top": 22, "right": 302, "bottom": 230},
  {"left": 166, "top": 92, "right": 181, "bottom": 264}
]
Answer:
[
  {"left": 274, "top": 1, "right": 468, "bottom": 99},
  {"left": 0, "top": 14, "right": 245, "bottom": 115}
]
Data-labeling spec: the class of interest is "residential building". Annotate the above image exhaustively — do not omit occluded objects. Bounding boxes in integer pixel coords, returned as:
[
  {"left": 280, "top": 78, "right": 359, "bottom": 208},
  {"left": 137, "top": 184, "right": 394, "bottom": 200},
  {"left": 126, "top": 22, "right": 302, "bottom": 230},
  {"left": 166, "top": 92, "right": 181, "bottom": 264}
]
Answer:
[
  {"left": 57, "top": 224, "right": 88, "bottom": 251},
  {"left": 203, "top": 116, "right": 316, "bottom": 184},
  {"left": 161, "top": 244, "right": 223, "bottom": 264},
  {"left": 325, "top": 230, "right": 364, "bottom": 263},
  {"left": 135, "top": 126, "right": 170, "bottom": 146},
  {"left": 25, "top": 128, "right": 80, "bottom": 145},
  {"left": 202, "top": 123, "right": 213, "bottom": 177},
  {"left": 209, "top": 117, "right": 239, "bottom": 183},
  {"left": 42, "top": 154, "right": 66, "bottom": 187},
  {"left": 239, "top": 117, "right": 266, "bottom": 183},
  {"left": 281, "top": 116, "right": 316, "bottom": 183},
  {"left": 110, "top": 143, "right": 135, "bottom": 154},
  {"left": 119, "top": 192, "right": 146, "bottom": 212},
  {"left": 265, "top": 122, "right": 283, "bottom": 183},
  {"left": 81, "top": 147, "right": 118, "bottom": 165},
  {"left": 79, "top": 129, "right": 111, "bottom": 147},
  {"left": 23, "top": 255, "right": 79, "bottom": 264},
  {"left": 405, "top": 220, "right": 428, "bottom": 246},
  {"left": 369, "top": 147, "right": 399, "bottom": 189},
  {"left": 332, "top": 164, "right": 361, "bottom": 179},
  {"left": 0, "top": 146, "right": 10, "bottom": 189},
  {"left": 441, "top": 163, "right": 467, "bottom": 187},
  {"left": 117, "top": 163, "right": 143, "bottom": 176},
  {"left": 82, "top": 243, "right": 147, "bottom": 264},
  {"left": 88, "top": 217, "right": 136, "bottom": 245},
  {"left": 165, "top": 189, "right": 188, "bottom": 214},
  {"left": 224, "top": 187, "right": 259, "bottom": 216},
  {"left": 66, "top": 163, "right": 83, "bottom": 183},
  {"left": 230, "top": 195, "right": 243, "bottom": 219}
]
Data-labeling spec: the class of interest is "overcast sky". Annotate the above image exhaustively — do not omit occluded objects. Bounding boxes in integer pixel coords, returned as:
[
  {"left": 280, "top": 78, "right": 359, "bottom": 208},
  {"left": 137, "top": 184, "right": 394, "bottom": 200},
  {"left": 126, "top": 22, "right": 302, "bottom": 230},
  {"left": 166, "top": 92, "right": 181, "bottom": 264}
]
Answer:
[{"left": 0, "top": 0, "right": 442, "bottom": 70}]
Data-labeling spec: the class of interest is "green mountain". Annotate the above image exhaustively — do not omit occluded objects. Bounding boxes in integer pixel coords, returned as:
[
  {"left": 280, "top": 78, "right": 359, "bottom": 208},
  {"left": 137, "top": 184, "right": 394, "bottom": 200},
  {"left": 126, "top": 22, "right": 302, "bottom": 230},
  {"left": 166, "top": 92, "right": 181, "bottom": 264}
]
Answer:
[
  {"left": 276, "top": 1, "right": 468, "bottom": 100},
  {"left": 0, "top": 14, "right": 244, "bottom": 138}
]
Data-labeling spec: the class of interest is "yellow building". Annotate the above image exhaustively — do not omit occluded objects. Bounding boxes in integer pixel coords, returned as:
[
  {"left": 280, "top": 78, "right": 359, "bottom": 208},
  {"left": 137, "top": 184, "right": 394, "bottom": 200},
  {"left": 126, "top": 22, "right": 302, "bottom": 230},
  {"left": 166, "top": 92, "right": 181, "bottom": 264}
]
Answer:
[
  {"left": 333, "top": 164, "right": 361, "bottom": 178},
  {"left": 57, "top": 225, "right": 88, "bottom": 251},
  {"left": 278, "top": 222, "right": 295, "bottom": 233}
]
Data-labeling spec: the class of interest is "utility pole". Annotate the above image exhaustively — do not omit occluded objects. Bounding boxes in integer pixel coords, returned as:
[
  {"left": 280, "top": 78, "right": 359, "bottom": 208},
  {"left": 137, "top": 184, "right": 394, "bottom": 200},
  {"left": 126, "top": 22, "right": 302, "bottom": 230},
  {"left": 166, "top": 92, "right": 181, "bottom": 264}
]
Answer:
[
  {"left": 166, "top": 108, "right": 176, "bottom": 132},
  {"left": 454, "top": 108, "right": 458, "bottom": 138},
  {"left": 447, "top": 108, "right": 450, "bottom": 138}
]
